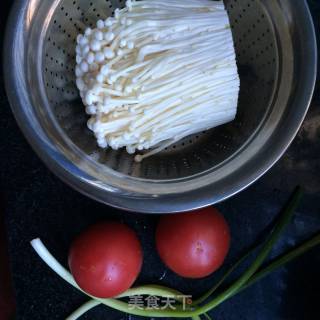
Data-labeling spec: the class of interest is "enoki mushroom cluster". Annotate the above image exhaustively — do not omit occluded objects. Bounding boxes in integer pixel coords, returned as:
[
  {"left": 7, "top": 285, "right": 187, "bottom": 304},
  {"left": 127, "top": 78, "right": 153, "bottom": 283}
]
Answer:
[{"left": 75, "top": 0, "right": 240, "bottom": 162}]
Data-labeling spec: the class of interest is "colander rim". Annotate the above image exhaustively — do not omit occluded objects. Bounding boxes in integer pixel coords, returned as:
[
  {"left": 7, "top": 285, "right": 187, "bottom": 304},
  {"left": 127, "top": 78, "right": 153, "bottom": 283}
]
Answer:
[{"left": 3, "top": 0, "right": 317, "bottom": 213}]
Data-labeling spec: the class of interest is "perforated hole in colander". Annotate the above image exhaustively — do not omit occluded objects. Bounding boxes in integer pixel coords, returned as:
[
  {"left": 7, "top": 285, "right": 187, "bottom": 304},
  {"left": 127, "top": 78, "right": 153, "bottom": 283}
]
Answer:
[{"left": 43, "top": 0, "right": 278, "bottom": 179}]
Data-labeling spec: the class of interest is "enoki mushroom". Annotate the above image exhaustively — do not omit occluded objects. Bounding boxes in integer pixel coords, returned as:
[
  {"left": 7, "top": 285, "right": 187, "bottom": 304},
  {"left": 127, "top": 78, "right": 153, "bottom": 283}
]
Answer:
[{"left": 75, "top": 0, "right": 240, "bottom": 162}]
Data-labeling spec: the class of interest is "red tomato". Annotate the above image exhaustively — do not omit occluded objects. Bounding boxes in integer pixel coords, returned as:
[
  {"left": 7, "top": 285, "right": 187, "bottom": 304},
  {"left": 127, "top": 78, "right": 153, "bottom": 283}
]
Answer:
[
  {"left": 156, "top": 207, "right": 230, "bottom": 279},
  {"left": 68, "top": 222, "right": 143, "bottom": 298}
]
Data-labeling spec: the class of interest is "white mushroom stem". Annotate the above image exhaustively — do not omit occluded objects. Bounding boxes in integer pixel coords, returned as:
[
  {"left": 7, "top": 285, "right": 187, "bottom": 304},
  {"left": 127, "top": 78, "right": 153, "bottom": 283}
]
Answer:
[{"left": 75, "top": 0, "right": 240, "bottom": 161}]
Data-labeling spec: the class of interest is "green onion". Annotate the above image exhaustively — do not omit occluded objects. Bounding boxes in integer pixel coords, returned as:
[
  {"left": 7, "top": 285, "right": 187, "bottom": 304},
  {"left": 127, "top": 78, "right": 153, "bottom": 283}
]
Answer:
[
  {"left": 117, "top": 284, "right": 184, "bottom": 300},
  {"left": 235, "top": 232, "right": 320, "bottom": 296},
  {"left": 193, "top": 245, "right": 257, "bottom": 306},
  {"left": 192, "top": 186, "right": 303, "bottom": 315},
  {"left": 66, "top": 285, "right": 186, "bottom": 319},
  {"left": 203, "top": 313, "right": 213, "bottom": 320},
  {"left": 66, "top": 300, "right": 100, "bottom": 320},
  {"left": 31, "top": 186, "right": 320, "bottom": 320}
]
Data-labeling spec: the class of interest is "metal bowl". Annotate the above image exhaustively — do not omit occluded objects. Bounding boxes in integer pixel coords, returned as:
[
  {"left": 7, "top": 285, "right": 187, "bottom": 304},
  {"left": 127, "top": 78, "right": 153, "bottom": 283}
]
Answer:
[{"left": 4, "top": 0, "right": 317, "bottom": 213}]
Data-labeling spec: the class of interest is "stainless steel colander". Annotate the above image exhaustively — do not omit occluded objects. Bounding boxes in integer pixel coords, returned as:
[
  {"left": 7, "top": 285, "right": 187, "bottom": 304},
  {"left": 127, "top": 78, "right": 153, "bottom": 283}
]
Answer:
[{"left": 4, "top": 0, "right": 317, "bottom": 213}]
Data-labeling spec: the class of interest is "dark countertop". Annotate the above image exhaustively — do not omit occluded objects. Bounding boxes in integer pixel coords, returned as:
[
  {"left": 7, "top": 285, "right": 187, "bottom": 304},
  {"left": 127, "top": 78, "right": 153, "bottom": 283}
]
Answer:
[{"left": 1, "top": 1, "right": 320, "bottom": 319}]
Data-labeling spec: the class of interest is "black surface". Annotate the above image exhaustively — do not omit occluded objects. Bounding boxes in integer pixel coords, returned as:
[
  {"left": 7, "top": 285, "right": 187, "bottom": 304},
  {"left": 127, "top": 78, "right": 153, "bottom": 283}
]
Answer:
[{"left": 1, "top": 1, "right": 320, "bottom": 319}]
